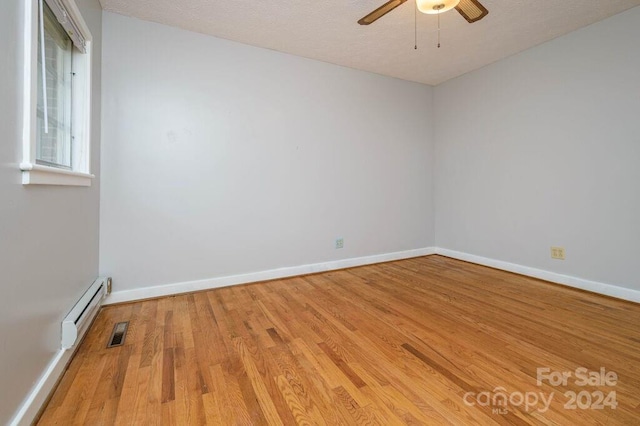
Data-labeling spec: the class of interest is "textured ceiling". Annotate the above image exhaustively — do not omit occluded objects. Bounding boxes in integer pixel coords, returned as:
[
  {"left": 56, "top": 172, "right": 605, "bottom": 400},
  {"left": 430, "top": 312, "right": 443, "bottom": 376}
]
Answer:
[{"left": 98, "top": 0, "right": 640, "bottom": 85}]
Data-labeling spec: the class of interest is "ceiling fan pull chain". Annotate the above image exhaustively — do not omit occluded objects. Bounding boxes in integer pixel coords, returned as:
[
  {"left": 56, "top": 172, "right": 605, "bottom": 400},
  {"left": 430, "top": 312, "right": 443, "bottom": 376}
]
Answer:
[
  {"left": 414, "top": 1, "right": 418, "bottom": 50},
  {"left": 437, "top": 11, "right": 441, "bottom": 48}
]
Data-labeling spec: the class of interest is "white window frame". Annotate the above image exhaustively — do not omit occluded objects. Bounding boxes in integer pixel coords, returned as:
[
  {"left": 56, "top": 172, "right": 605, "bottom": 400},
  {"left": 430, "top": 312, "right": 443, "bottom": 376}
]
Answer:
[{"left": 20, "top": 0, "right": 94, "bottom": 186}]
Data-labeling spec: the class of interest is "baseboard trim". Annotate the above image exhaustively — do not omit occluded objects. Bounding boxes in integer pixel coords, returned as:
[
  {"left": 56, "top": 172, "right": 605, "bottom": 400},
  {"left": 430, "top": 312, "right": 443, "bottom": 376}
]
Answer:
[
  {"left": 105, "top": 247, "right": 437, "bottom": 305},
  {"left": 106, "top": 246, "right": 640, "bottom": 305},
  {"left": 435, "top": 248, "right": 640, "bottom": 304},
  {"left": 9, "top": 348, "right": 71, "bottom": 426}
]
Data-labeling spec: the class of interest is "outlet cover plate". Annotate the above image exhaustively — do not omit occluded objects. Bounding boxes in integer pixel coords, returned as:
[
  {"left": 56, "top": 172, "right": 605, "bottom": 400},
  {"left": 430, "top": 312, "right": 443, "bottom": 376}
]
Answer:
[{"left": 551, "top": 246, "right": 565, "bottom": 260}]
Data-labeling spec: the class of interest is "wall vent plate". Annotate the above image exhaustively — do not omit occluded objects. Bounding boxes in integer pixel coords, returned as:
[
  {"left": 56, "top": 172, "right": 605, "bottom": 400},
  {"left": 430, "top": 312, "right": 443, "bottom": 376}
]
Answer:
[{"left": 107, "top": 321, "right": 129, "bottom": 348}]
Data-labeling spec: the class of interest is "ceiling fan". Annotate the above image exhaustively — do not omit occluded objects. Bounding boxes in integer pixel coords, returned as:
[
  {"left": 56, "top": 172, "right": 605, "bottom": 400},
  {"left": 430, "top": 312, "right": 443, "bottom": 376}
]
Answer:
[{"left": 358, "top": 0, "right": 488, "bottom": 25}]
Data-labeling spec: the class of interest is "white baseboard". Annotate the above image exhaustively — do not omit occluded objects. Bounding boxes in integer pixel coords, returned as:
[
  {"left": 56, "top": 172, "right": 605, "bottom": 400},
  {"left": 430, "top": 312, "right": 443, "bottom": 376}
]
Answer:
[
  {"left": 9, "top": 348, "right": 72, "bottom": 426},
  {"left": 435, "top": 248, "right": 640, "bottom": 304},
  {"left": 105, "top": 247, "right": 437, "bottom": 305},
  {"left": 107, "top": 245, "right": 640, "bottom": 305}
]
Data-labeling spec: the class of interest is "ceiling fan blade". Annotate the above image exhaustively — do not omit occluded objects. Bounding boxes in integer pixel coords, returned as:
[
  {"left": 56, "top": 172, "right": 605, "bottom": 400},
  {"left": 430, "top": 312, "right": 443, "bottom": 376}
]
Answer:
[
  {"left": 455, "top": 0, "right": 489, "bottom": 23},
  {"left": 358, "top": 0, "right": 408, "bottom": 25}
]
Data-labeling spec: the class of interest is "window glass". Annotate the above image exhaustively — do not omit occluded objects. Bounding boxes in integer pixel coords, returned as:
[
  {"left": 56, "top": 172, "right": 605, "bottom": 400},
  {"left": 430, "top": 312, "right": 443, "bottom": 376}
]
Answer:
[{"left": 36, "top": 2, "right": 73, "bottom": 169}]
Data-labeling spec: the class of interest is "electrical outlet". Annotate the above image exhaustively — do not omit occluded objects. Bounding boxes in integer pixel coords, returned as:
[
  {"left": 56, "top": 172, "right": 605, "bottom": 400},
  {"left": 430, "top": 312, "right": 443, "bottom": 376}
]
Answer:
[
  {"left": 335, "top": 238, "right": 344, "bottom": 249},
  {"left": 551, "top": 247, "right": 565, "bottom": 260}
]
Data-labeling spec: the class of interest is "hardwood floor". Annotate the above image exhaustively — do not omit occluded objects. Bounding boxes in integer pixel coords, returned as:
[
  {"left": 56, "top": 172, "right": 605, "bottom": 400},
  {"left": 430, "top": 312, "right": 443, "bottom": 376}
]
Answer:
[{"left": 38, "top": 256, "right": 640, "bottom": 425}]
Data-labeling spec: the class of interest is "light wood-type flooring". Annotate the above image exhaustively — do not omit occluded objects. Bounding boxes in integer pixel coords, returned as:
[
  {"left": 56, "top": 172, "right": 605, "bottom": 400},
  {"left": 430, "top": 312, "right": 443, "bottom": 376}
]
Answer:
[{"left": 38, "top": 256, "right": 640, "bottom": 425}]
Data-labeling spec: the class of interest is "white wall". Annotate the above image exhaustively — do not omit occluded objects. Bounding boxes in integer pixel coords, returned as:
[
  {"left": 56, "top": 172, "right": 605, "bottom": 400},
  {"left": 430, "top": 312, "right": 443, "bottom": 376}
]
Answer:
[
  {"left": 435, "top": 7, "right": 640, "bottom": 291},
  {"left": 0, "top": 0, "right": 102, "bottom": 423},
  {"left": 100, "top": 12, "right": 435, "bottom": 293}
]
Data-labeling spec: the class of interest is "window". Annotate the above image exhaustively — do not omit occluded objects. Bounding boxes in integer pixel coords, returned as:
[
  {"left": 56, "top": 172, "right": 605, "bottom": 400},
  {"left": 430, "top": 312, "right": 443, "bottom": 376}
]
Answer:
[
  {"left": 37, "top": 2, "right": 73, "bottom": 169},
  {"left": 21, "top": 0, "right": 93, "bottom": 186}
]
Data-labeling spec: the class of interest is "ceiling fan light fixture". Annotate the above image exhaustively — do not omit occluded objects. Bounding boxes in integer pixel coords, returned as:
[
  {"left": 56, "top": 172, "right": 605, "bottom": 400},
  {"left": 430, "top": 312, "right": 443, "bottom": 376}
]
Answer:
[{"left": 416, "top": 0, "right": 460, "bottom": 15}]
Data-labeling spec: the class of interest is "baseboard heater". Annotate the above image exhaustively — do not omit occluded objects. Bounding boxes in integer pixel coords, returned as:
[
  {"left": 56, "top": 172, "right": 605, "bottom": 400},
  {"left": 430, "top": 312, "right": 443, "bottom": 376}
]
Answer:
[{"left": 61, "top": 277, "right": 111, "bottom": 350}]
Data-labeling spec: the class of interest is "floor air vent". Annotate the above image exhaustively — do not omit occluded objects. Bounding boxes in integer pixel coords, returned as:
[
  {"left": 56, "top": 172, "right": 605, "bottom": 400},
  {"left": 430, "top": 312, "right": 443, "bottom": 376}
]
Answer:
[{"left": 107, "top": 322, "right": 129, "bottom": 348}]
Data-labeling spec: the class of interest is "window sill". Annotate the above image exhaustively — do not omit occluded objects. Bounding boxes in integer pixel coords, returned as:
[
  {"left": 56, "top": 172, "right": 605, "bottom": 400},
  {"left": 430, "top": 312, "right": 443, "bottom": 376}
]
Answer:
[{"left": 20, "top": 163, "right": 94, "bottom": 186}]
